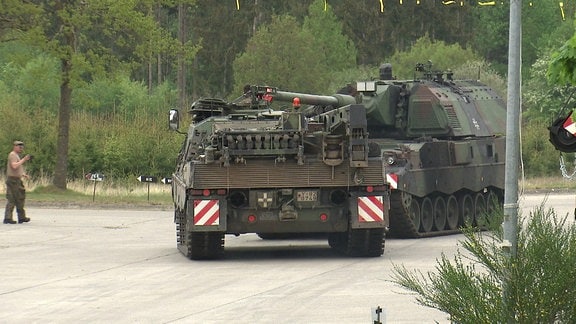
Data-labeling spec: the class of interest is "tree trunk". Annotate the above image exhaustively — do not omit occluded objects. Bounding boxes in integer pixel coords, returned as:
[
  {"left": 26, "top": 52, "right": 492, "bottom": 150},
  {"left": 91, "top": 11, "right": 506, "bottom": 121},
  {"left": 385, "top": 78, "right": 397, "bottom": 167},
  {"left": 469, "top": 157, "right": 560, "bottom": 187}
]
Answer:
[
  {"left": 177, "top": 3, "right": 187, "bottom": 110},
  {"left": 148, "top": 58, "right": 152, "bottom": 94},
  {"left": 53, "top": 57, "right": 72, "bottom": 190},
  {"left": 157, "top": 52, "right": 162, "bottom": 86}
]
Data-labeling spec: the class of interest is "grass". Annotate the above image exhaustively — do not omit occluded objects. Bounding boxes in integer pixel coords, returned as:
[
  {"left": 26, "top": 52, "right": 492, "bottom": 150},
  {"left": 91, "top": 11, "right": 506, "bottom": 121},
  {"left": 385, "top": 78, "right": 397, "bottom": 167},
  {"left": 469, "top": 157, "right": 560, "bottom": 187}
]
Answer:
[
  {"left": 0, "top": 175, "right": 172, "bottom": 207},
  {"left": 520, "top": 176, "right": 576, "bottom": 192}
]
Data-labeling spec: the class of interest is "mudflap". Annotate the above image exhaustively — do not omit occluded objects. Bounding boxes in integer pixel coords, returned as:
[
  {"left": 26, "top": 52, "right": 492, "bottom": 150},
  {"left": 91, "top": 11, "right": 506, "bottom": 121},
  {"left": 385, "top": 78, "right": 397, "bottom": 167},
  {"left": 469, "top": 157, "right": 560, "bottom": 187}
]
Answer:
[
  {"left": 327, "top": 193, "right": 388, "bottom": 257},
  {"left": 176, "top": 197, "right": 227, "bottom": 260}
]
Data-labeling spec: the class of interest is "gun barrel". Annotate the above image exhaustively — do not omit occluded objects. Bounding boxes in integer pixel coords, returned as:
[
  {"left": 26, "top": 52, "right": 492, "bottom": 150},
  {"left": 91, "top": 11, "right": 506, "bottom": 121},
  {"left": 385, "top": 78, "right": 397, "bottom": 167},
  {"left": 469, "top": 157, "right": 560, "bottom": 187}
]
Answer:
[{"left": 273, "top": 90, "right": 355, "bottom": 107}]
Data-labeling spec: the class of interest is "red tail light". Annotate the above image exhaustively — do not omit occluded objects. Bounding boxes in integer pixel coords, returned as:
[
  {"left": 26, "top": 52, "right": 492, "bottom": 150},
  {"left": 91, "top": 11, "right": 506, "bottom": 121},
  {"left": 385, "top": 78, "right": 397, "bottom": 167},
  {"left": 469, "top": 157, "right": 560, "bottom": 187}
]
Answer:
[{"left": 191, "top": 189, "right": 204, "bottom": 196}]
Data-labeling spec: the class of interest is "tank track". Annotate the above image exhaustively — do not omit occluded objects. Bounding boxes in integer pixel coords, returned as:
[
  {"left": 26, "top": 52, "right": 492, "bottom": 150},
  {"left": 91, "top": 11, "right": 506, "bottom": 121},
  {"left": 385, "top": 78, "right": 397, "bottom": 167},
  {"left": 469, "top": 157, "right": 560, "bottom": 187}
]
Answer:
[
  {"left": 328, "top": 227, "right": 385, "bottom": 257},
  {"left": 176, "top": 210, "right": 225, "bottom": 260},
  {"left": 388, "top": 188, "right": 503, "bottom": 238}
]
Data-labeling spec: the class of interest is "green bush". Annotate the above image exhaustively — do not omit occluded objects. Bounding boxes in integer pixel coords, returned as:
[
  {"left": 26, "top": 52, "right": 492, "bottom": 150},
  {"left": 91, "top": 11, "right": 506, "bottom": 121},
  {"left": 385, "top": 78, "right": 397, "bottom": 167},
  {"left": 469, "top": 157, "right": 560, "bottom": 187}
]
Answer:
[
  {"left": 393, "top": 204, "right": 576, "bottom": 323},
  {"left": 0, "top": 100, "right": 180, "bottom": 180},
  {"left": 0, "top": 53, "right": 60, "bottom": 112},
  {"left": 386, "top": 36, "right": 482, "bottom": 79},
  {"left": 14, "top": 55, "right": 60, "bottom": 110},
  {"left": 521, "top": 119, "right": 564, "bottom": 177},
  {"left": 73, "top": 76, "right": 177, "bottom": 117}
]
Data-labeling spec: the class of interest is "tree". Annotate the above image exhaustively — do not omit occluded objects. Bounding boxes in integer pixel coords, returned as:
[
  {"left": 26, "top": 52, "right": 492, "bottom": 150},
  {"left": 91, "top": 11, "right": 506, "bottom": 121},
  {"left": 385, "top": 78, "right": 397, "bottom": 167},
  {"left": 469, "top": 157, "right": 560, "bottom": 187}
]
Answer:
[
  {"left": 302, "top": 0, "right": 357, "bottom": 71},
  {"left": 549, "top": 37, "right": 576, "bottom": 87},
  {"left": 544, "top": 16, "right": 576, "bottom": 162},
  {"left": 232, "top": 15, "right": 328, "bottom": 95},
  {"left": 232, "top": 1, "right": 361, "bottom": 97},
  {"left": 333, "top": 1, "right": 475, "bottom": 67},
  {"left": 0, "top": 0, "right": 198, "bottom": 189},
  {"left": 526, "top": 20, "right": 575, "bottom": 113},
  {"left": 471, "top": 0, "right": 575, "bottom": 77},
  {"left": 187, "top": 1, "right": 312, "bottom": 98},
  {"left": 469, "top": 4, "right": 509, "bottom": 75}
]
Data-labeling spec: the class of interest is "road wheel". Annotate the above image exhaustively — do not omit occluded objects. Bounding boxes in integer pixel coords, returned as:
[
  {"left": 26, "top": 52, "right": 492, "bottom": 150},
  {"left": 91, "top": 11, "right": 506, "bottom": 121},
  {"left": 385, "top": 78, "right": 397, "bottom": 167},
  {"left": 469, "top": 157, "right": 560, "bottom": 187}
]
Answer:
[
  {"left": 408, "top": 197, "right": 421, "bottom": 233},
  {"left": 433, "top": 196, "right": 447, "bottom": 231},
  {"left": 420, "top": 197, "right": 434, "bottom": 233},
  {"left": 446, "top": 195, "right": 459, "bottom": 230},
  {"left": 460, "top": 194, "right": 474, "bottom": 228},
  {"left": 486, "top": 190, "right": 501, "bottom": 217},
  {"left": 474, "top": 193, "right": 487, "bottom": 227}
]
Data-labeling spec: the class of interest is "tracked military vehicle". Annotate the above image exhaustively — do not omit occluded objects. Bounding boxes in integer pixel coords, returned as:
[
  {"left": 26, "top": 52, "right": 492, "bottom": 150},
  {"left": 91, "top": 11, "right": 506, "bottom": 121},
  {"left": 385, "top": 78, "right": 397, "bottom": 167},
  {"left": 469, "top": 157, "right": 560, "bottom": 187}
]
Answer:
[
  {"left": 263, "top": 62, "right": 506, "bottom": 238},
  {"left": 169, "top": 86, "right": 389, "bottom": 260},
  {"left": 373, "top": 63, "right": 505, "bottom": 238},
  {"left": 169, "top": 63, "right": 506, "bottom": 259}
]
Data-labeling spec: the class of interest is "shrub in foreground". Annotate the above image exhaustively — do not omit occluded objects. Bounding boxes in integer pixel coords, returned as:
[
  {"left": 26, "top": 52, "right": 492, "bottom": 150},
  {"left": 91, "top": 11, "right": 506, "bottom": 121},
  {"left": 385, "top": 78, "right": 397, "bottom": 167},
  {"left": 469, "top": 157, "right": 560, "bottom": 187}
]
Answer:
[{"left": 393, "top": 204, "right": 576, "bottom": 323}]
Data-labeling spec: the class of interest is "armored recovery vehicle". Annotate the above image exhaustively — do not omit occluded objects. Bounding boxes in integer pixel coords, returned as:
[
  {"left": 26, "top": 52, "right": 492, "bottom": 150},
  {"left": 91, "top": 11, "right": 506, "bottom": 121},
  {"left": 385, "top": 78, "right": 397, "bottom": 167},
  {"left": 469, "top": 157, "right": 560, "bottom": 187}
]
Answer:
[
  {"left": 262, "top": 63, "right": 507, "bottom": 238},
  {"left": 169, "top": 86, "right": 389, "bottom": 260}
]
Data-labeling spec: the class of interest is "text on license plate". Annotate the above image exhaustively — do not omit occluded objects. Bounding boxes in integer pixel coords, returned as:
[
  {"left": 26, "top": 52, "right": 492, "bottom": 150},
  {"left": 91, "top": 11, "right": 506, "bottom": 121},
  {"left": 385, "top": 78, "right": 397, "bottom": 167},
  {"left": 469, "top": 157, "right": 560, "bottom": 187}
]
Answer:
[{"left": 296, "top": 190, "right": 318, "bottom": 202}]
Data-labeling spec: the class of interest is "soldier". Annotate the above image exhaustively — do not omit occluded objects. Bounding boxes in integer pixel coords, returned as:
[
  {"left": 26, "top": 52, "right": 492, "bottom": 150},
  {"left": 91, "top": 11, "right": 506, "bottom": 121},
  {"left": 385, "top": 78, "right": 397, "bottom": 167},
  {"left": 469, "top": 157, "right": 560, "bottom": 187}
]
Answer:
[{"left": 4, "top": 141, "right": 31, "bottom": 224}]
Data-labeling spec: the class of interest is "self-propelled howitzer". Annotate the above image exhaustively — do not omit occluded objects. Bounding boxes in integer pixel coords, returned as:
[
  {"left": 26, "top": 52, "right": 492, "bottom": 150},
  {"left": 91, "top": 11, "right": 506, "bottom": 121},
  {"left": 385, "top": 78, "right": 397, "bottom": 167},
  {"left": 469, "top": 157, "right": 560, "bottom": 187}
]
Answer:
[
  {"left": 267, "top": 64, "right": 507, "bottom": 238},
  {"left": 169, "top": 86, "right": 389, "bottom": 259}
]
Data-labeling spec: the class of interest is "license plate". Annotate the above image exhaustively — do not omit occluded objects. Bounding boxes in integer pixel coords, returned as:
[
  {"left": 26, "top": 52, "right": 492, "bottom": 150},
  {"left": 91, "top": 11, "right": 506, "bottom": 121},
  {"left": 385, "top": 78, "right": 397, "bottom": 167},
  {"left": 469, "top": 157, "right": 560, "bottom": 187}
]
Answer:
[{"left": 296, "top": 190, "right": 318, "bottom": 202}]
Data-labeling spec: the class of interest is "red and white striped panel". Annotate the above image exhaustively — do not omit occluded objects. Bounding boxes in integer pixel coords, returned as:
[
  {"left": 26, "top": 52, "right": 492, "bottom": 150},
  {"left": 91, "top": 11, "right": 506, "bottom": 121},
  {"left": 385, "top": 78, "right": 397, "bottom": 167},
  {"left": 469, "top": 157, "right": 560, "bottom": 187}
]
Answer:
[
  {"left": 357, "top": 196, "right": 384, "bottom": 222},
  {"left": 193, "top": 199, "right": 220, "bottom": 226},
  {"left": 564, "top": 112, "right": 576, "bottom": 135},
  {"left": 386, "top": 173, "right": 398, "bottom": 189}
]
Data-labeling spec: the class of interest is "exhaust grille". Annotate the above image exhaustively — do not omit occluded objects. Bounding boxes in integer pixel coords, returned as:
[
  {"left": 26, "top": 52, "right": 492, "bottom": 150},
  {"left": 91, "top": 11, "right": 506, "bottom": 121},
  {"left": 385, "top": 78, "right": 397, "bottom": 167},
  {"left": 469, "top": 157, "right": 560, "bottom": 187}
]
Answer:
[{"left": 191, "top": 159, "right": 384, "bottom": 189}]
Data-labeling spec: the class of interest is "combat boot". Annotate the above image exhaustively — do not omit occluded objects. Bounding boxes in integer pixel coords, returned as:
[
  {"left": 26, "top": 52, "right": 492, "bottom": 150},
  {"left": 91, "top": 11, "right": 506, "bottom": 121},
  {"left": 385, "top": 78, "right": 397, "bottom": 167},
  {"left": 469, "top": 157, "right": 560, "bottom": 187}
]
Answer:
[
  {"left": 5, "top": 204, "right": 15, "bottom": 224},
  {"left": 18, "top": 217, "right": 30, "bottom": 223}
]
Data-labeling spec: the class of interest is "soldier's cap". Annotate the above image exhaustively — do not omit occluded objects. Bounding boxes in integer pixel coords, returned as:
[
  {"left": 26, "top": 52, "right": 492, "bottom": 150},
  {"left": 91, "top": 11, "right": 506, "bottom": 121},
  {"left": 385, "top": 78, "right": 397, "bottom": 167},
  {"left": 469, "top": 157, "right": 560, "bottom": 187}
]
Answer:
[{"left": 13, "top": 140, "right": 24, "bottom": 146}]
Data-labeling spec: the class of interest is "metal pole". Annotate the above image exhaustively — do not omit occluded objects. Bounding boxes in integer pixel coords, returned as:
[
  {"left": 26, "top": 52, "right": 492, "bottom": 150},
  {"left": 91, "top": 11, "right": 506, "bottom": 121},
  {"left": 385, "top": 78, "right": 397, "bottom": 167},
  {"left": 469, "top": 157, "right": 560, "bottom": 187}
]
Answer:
[
  {"left": 503, "top": 0, "right": 521, "bottom": 256},
  {"left": 503, "top": 0, "right": 522, "bottom": 321},
  {"left": 92, "top": 180, "right": 97, "bottom": 202}
]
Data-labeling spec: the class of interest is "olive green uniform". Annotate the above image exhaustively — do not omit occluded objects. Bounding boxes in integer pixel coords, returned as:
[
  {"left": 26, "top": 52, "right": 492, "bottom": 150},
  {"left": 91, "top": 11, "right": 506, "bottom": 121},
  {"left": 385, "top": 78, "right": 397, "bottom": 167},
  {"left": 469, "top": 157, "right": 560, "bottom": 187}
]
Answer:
[{"left": 5, "top": 151, "right": 27, "bottom": 222}]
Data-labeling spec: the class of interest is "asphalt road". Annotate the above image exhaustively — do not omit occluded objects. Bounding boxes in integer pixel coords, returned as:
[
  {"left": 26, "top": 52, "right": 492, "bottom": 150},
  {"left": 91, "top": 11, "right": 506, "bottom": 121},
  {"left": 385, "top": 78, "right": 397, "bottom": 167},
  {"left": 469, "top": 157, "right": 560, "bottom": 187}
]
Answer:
[{"left": 0, "top": 192, "right": 574, "bottom": 323}]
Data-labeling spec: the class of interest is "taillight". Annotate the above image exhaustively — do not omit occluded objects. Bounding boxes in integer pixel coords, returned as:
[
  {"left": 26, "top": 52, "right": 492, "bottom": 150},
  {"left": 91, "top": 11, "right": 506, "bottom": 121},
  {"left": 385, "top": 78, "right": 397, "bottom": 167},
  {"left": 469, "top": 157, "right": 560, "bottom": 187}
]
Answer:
[
  {"left": 320, "top": 213, "right": 328, "bottom": 222},
  {"left": 365, "top": 185, "right": 387, "bottom": 193},
  {"left": 192, "top": 189, "right": 227, "bottom": 196},
  {"left": 191, "top": 189, "right": 204, "bottom": 196},
  {"left": 372, "top": 186, "right": 387, "bottom": 192},
  {"left": 248, "top": 215, "right": 257, "bottom": 223}
]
